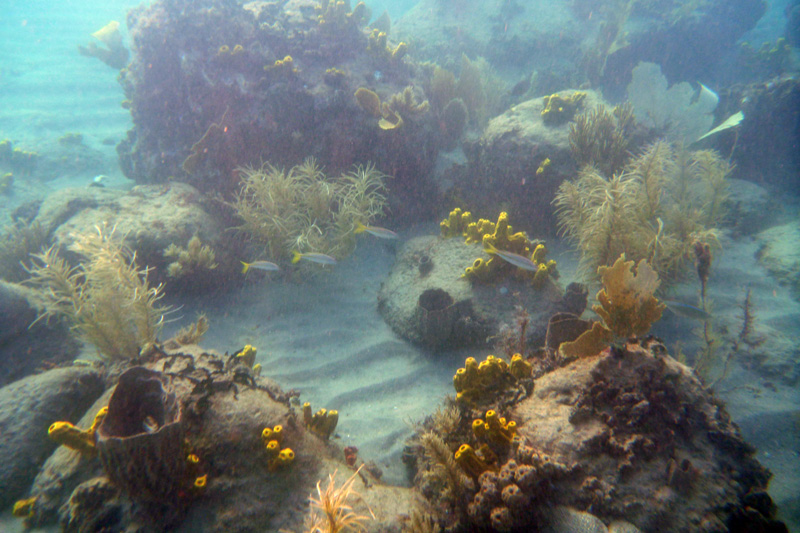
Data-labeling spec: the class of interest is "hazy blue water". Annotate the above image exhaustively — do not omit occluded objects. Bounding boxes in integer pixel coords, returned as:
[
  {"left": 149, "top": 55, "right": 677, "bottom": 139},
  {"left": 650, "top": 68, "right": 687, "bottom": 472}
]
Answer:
[{"left": 0, "top": 0, "right": 798, "bottom": 530}]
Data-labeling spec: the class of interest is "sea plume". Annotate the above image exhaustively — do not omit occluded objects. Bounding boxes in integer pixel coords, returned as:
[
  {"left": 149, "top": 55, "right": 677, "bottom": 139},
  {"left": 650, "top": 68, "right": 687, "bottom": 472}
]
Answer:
[
  {"left": 306, "top": 466, "right": 374, "bottom": 533},
  {"left": 25, "top": 225, "right": 169, "bottom": 361}
]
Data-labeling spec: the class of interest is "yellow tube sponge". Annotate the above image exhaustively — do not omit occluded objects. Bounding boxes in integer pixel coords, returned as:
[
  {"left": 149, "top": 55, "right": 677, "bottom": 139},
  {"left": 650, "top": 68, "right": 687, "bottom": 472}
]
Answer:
[
  {"left": 440, "top": 207, "right": 473, "bottom": 238},
  {"left": 454, "top": 444, "right": 490, "bottom": 478},
  {"left": 261, "top": 424, "right": 283, "bottom": 445},
  {"left": 269, "top": 448, "right": 295, "bottom": 471},
  {"left": 13, "top": 496, "right": 37, "bottom": 518},
  {"left": 264, "top": 56, "right": 296, "bottom": 75},
  {"left": 265, "top": 439, "right": 280, "bottom": 457},
  {"left": 483, "top": 410, "right": 517, "bottom": 444},
  {"left": 48, "top": 406, "right": 107, "bottom": 457},
  {"left": 509, "top": 354, "right": 532, "bottom": 379},
  {"left": 234, "top": 344, "right": 257, "bottom": 368},
  {"left": 48, "top": 421, "right": 98, "bottom": 457},
  {"left": 302, "top": 402, "right": 339, "bottom": 440},
  {"left": 453, "top": 354, "right": 529, "bottom": 404}
]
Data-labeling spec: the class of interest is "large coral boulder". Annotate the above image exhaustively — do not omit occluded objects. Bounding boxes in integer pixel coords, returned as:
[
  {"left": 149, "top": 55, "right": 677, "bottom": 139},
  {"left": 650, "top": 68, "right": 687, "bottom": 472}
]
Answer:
[
  {"left": 511, "top": 338, "right": 784, "bottom": 531},
  {"left": 378, "top": 235, "right": 584, "bottom": 350},
  {"left": 119, "top": 0, "right": 440, "bottom": 221},
  {"left": 32, "top": 182, "right": 237, "bottom": 287},
  {"left": 0, "top": 366, "right": 105, "bottom": 511},
  {"left": 454, "top": 90, "right": 605, "bottom": 235},
  {"left": 25, "top": 346, "right": 423, "bottom": 532}
]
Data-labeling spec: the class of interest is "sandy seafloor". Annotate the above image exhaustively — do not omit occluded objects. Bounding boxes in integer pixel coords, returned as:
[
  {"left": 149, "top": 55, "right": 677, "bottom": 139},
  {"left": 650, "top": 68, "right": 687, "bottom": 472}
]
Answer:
[{"left": 1, "top": 1, "right": 799, "bottom": 531}]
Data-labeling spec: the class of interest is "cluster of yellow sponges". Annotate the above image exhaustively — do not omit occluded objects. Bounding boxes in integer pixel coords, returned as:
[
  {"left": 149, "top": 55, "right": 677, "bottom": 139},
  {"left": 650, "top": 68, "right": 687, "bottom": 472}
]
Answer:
[
  {"left": 230, "top": 344, "right": 262, "bottom": 376},
  {"left": 454, "top": 410, "right": 519, "bottom": 478},
  {"left": 440, "top": 209, "right": 557, "bottom": 286},
  {"left": 442, "top": 208, "right": 526, "bottom": 248},
  {"left": 261, "top": 425, "right": 295, "bottom": 471},
  {"left": 454, "top": 443, "right": 493, "bottom": 478},
  {"left": 317, "top": 0, "right": 370, "bottom": 31},
  {"left": 216, "top": 44, "right": 244, "bottom": 57},
  {"left": 47, "top": 406, "right": 108, "bottom": 457},
  {"left": 473, "top": 410, "right": 517, "bottom": 446},
  {"left": 541, "top": 91, "right": 586, "bottom": 125},
  {"left": 453, "top": 354, "right": 532, "bottom": 404},
  {"left": 302, "top": 402, "right": 339, "bottom": 440},
  {"left": 367, "top": 29, "right": 407, "bottom": 63},
  {"left": 264, "top": 55, "right": 296, "bottom": 75}
]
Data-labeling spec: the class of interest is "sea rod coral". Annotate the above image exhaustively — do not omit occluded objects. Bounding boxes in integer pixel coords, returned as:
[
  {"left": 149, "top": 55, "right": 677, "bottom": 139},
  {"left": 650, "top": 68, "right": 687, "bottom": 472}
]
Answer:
[{"left": 233, "top": 159, "right": 388, "bottom": 262}]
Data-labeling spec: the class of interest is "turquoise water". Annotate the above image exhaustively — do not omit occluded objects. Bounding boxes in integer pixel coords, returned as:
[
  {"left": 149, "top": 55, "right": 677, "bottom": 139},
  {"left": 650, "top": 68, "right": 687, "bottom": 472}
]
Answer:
[{"left": 1, "top": 0, "right": 799, "bottom": 531}]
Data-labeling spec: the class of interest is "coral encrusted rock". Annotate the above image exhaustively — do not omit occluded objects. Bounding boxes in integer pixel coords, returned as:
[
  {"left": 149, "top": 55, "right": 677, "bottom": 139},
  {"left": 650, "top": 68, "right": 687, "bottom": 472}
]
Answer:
[
  {"left": 378, "top": 236, "right": 579, "bottom": 350},
  {"left": 510, "top": 337, "right": 785, "bottom": 531}
]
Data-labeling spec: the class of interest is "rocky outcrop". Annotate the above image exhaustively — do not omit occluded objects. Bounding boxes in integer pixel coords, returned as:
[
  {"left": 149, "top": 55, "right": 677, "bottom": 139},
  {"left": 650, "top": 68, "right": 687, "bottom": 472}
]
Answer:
[
  {"left": 0, "top": 366, "right": 105, "bottom": 510},
  {"left": 23, "top": 345, "right": 424, "bottom": 532},
  {"left": 378, "top": 236, "right": 584, "bottom": 350},
  {"left": 31, "top": 182, "right": 238, "bottom": 289},
  {"left": 119, "top": 0, "right": 441, "bottom": 222},
  {"left": 0, "top": 280, "right": 79, "bottom": 386},
  {"left": 510, "top": 338, "right": 783, "bottom": 531},
  {"left": 456, "top": 90, "right": 605, "bottom": 235}
]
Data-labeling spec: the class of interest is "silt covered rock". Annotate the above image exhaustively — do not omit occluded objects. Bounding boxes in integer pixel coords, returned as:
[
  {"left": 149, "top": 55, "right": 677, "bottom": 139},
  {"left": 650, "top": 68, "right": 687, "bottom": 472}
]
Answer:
[
  {"left": 0, "top": 366, "right": 104, "bottom": 511},
  {"left": 378, "top": 235, "right": 583, "bottom": 350}
]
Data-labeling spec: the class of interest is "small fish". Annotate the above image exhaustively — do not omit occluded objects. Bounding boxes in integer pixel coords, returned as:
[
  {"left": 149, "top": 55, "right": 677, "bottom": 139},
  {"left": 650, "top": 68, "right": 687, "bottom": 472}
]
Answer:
[
  {"left": 89, "top": 174, "right": 108, "bottom": 188},
  {"left": 483, "top": 242, "right": 538, "bottom": 272},
  {"left": 354, "top": 221, "right": 399, "bottom": 239},
  {"left": 241, "top": 260, "right": 280, "bottom": 274},
  {"left": 143, "top": 415, "right": 159, "bottom": 433},
  {"left": 291, "top": 251, "right": 337, "bottom": 265},
  {"left": 664, "top": 300, "right": 712, "bottom": 322}
]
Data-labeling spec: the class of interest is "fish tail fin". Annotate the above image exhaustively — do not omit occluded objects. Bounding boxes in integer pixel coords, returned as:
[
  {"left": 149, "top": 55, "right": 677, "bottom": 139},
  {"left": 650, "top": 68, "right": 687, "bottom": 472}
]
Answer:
[
  {"left": 291, "top": 250, "right": 302, "bottom": 264},
  {"left": 241, "top": 261, "right": 250, "bottom": 274},
  {"left": 354, "top": 221, "right": 367, "bottom": 234},
  {"left": 483, "top": 241, "right": 498, "bottom": 255}
]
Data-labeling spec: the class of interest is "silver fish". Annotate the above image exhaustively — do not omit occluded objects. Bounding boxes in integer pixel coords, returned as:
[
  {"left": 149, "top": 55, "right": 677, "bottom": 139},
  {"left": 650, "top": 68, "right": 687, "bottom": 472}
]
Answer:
[
  {"left": 355, "top": 222, "right": 399, "bottom": 239},
  {"left": 664, "top": 300, "right": 712, "bottom": 322},
  {"left": 484, "top": 242, "right": 538, "bottom": 272},
  {"left": 241, "top": 260, "right": 280, "bottom": 274}
]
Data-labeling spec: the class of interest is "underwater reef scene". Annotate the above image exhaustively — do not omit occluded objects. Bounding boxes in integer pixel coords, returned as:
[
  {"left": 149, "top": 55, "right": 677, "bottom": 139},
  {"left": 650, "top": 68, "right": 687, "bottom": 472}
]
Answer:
[{"left": 1, "top": 0, "right": 800, "bottom": 531}]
